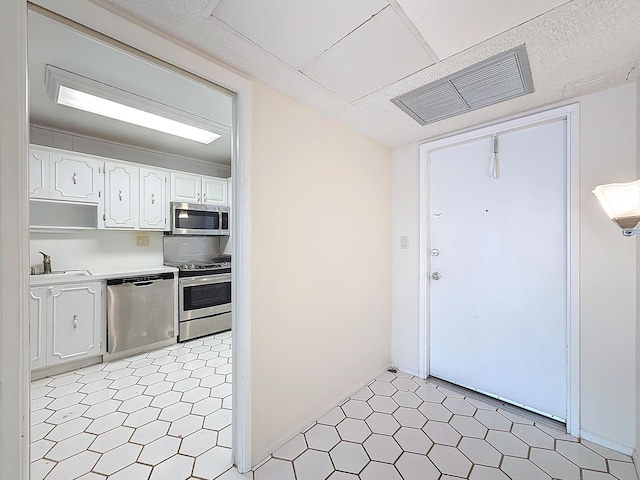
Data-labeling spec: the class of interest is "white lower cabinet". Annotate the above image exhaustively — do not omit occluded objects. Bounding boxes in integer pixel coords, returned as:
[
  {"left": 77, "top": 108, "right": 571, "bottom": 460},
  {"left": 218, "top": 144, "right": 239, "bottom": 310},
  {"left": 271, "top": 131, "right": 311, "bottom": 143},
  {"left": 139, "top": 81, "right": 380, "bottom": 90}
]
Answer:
[
  {"left": 30, "top": 281, "right": 103, "bottom": 370},
  {"left": 30, "top": 287, "right": 48, "bottom": 370}
]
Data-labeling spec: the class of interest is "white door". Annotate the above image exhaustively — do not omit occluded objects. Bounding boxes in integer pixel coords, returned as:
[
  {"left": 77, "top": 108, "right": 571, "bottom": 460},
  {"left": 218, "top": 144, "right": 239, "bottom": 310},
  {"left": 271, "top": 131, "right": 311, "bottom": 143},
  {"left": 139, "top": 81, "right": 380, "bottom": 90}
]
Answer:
[
  {"left": 171, "top": 172, "right": 201, "bottom": 204},
  {"left": 30, "top": 287, "right": 47, "bottom": 370},
  {"left": 202, "top": 176, "right": 228, "bottom": 205},
  {"left": 140, "top": 168, "right": 167, "bottom": 230},
  {"left": 429, "top": 120, "right": 567, "bottom": 420},
  {"left": 48, "top": 282, "right": 102, "bottom": 366},
  {"left": 105, "top": 162, "right": 138, "bottom": 228},
  {"left": 49, "top": 152, "right": 101, "bottom": 203}
]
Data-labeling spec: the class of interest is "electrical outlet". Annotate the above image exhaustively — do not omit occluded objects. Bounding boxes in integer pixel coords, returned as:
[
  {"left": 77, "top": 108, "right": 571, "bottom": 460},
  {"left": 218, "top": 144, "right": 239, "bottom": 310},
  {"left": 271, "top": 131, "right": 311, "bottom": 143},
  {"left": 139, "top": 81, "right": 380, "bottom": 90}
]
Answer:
[
  {"left": 136, "top": 235, "right": 150, "bottom": 247},
  {"left": 400, "top": 236, "right": 409, "bottom": 249}
]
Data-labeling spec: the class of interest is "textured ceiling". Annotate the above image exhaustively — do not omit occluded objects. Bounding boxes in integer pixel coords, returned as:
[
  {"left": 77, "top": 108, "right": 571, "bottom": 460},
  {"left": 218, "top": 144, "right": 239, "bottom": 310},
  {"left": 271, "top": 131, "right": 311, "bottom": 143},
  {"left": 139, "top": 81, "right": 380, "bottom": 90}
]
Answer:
[{"left": 74, "top": 0, "right": 640, "bottom": 148}]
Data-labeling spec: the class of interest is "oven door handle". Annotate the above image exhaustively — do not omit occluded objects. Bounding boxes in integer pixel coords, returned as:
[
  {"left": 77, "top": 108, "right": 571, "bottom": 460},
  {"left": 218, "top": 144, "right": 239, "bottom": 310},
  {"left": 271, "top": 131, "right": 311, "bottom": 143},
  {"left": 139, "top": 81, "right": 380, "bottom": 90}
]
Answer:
[{"left": 180, "top": 274, "right": 232, "bottom": 287}]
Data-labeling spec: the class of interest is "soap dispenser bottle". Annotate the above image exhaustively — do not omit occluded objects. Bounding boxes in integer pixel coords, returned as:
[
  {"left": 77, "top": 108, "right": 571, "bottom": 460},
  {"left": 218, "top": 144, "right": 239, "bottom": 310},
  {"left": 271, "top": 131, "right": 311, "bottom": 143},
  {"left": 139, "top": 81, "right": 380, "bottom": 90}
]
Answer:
[{"left": 39, "top": 251, "right": 52, "bottom": 274}]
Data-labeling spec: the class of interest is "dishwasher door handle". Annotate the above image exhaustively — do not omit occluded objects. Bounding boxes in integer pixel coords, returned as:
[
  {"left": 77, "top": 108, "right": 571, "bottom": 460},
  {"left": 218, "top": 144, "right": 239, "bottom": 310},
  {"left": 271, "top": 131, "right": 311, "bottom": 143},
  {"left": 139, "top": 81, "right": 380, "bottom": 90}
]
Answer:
[{"left": 132, "top": 281, "right": 155, "bottom": 287}]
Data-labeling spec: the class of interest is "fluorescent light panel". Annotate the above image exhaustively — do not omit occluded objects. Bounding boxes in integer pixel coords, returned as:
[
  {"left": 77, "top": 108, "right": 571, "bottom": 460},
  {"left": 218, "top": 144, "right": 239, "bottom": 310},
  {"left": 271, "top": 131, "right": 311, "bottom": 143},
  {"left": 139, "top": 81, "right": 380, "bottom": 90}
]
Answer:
[{"left": 46, "top": 66, "right": 229, "bottom": 144}]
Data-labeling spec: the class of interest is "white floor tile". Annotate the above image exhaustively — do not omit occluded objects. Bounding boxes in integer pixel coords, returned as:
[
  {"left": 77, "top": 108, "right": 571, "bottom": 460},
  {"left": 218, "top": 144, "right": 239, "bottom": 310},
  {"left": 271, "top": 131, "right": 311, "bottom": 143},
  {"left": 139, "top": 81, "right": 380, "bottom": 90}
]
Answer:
[
  {"left": 89, "top": 426, "right": 134, "bottom": 453},
  {"left": 93, "top": 442, "right": 142, "bottom": 475},
  {"left": 193, "top": 446, "right": 233, "bottom": 479},
  {"left": 149, "top": 454, "right": 194, "bottom": 480},
  {"left": 138, "top": 435, "right": 181, "bottom": 466}
]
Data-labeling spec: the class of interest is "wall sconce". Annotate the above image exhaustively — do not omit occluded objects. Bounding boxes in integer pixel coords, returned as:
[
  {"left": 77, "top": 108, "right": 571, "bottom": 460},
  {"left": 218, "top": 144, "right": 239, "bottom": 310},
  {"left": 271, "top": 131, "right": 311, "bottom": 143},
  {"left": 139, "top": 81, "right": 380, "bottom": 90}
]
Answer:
[{"left": 593, "top": 179, "right": 640, "bottom": 236}]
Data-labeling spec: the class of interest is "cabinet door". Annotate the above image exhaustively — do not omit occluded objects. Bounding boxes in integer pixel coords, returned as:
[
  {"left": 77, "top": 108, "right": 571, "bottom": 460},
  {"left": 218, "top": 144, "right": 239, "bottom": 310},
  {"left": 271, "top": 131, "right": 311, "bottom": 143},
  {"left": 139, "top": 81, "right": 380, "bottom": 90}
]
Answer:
[
  {"left": 202, "top": 176, "right": 228, "bottom": 206},
  {"left": 104, "top": 162, "right": 138, "bottom": 228},
  {"left": 48, "top": 282, "right": 102, "bottom": 366},
  {"left": 29, "top": 148, "right": 50, "bottom": 199},
  {"left": 30, "top": 287, "right": 48, "bottom": 370},
  {"left": 171, "top": 172, "right": 201, "bottom": 203},
  {"left": 49, "top": 153, "right": 102, "bottom": 203},
  {"left": 139, "top": 168, "right": 167, "bottom": 230}
]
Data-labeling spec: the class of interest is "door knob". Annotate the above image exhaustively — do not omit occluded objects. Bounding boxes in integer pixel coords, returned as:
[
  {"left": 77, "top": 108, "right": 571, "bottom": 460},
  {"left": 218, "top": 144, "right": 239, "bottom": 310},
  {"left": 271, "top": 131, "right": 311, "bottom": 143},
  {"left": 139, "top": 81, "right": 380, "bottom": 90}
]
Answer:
[
  {"left": 431, "top": 249, "right": 440, "bottom": 256},
  {"left": 431, "top": 272, "right": 441, "bottom": 280}
]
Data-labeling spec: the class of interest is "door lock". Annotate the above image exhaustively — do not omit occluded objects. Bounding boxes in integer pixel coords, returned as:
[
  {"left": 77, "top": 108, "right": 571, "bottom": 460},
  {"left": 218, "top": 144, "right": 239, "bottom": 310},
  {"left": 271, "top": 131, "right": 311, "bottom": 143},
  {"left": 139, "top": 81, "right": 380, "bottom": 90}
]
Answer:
[{"left": 431, "top": 272, "right": 441, "bottom": 280}]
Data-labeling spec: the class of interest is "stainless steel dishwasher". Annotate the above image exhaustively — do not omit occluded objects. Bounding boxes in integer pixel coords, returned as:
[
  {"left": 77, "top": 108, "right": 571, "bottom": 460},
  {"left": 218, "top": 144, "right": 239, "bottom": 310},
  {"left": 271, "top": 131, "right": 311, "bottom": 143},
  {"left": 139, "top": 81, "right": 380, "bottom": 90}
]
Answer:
[{"left": 106, "top": 272, "right": 175, "bottom": 354}]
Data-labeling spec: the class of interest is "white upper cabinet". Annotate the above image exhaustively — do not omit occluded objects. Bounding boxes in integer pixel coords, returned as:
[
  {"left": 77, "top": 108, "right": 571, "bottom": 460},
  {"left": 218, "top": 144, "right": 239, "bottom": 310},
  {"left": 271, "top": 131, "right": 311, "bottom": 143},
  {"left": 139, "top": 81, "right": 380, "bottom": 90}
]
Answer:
[
  {"left": 171, "top": 172, "right": 201, "bottom": 204},
  {"left": 29, "top": 148, "right": 50, "bottom": 199},
  {"left": 104, "top": 162, "right": 138, "bottom": 229},
  {"left": 49, "top": 152, "right": 102, "bottom": 203},
  {"left": 171, "top": 172, "right": 228, "bottom": 206},
  {"left": 202, "top": 176, "right": 228, "bottom": 206},
  {"left": 139, "top": 168, "right": 167, "bottom": 230}
]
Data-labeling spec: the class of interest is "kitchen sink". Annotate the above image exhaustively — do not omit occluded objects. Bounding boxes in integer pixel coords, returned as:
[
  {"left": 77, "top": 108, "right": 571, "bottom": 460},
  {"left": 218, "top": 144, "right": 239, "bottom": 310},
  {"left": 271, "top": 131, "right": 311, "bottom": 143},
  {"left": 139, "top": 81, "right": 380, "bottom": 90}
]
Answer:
[{"left": 32, "top": 269, "right": 91, "bottom": 276}]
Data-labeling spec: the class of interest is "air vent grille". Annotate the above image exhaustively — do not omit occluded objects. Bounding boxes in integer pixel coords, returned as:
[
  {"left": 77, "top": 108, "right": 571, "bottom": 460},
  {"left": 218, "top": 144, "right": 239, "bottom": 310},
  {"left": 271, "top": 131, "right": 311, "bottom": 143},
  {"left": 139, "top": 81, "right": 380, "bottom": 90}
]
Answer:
[{"left": 392, "top": 45, "right": 533, "bottom": 125}]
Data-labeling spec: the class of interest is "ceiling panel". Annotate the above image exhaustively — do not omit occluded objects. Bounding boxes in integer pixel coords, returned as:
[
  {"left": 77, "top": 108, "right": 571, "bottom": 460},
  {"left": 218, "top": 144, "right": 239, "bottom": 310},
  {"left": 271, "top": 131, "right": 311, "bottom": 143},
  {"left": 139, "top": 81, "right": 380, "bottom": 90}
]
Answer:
[
  {"left": 301, "top": 6, "right": 434, "bottom": 103},
  {"left": 212, "top": 0, "right": 388, "bottom": 69},
  {"left": 397, "top": 0, "right": 570, "bottom": 59}
]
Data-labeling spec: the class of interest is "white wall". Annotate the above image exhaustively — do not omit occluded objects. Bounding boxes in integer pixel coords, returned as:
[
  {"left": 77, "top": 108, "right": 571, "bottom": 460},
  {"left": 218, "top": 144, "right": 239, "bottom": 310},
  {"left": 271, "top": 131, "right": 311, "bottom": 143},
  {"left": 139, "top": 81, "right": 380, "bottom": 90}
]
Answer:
[
  {"left": 391, "top": 82, "right": 638, "bottom": 451},
  {"left": 250, "top": 80, "right": 392, "bottom": 463},
  {"left": 30, "top": 231, "right": 163, "bottom": 274},
  {"left": 391, "top": 143, "right": 421, "bottom": 374},
  {"left": 579, "top": 82, "right": 637, "bottom": 450}
]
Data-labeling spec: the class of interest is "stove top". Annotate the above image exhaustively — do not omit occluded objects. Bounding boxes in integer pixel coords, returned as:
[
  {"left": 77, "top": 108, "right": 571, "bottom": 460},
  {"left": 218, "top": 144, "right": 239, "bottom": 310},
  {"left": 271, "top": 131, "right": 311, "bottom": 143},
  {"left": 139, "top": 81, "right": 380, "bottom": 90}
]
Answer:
[
  {"left": 165, "top": 257, "right": 231, "bottom": 276},
  {"left": 171, "top": 261, "right": 232, "bottom": 271}
]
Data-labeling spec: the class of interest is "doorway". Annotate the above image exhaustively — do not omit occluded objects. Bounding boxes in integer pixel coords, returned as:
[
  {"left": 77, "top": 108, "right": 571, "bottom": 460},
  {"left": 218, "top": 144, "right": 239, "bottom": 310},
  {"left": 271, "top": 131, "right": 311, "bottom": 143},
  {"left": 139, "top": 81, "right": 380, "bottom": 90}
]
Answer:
[
  {"left": 5, "top": 1, "right": 252, "bottom": 478},
  {"left": 418, "top": 105, "right": 580, "bottom": 435}
]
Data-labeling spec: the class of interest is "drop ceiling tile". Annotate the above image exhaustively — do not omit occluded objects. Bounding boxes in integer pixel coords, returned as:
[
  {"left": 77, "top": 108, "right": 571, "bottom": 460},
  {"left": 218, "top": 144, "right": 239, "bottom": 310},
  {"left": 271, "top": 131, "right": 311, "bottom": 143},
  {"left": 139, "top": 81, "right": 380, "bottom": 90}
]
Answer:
[
  {"left": 397, "top": 0, "right": 570, "bottom": 59},
  {"left": 212, "top": 0, "right": 388, "bottom": 68},
  {"left": 301, "top": 7, "right": 434, "bottom": 102}
]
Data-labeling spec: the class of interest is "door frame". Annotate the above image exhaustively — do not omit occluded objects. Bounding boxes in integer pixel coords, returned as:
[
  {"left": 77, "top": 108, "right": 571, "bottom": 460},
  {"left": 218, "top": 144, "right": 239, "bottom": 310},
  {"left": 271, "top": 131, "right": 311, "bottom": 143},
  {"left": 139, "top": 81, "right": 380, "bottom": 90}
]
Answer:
[
  {"left": 418, "top": 104, "right": 580, "bottom": 436},
  {"left": 5, "top": 0, "right": 254, "bottom": 475}
]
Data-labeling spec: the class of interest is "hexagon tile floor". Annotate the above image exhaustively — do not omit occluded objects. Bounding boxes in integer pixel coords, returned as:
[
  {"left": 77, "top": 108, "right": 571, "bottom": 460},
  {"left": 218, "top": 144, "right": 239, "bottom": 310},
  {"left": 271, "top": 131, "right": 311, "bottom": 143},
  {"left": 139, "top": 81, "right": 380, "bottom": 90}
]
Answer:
[
  {"left": 32, "top": 333, "right": 639, "bottom": 480},
  {"left": 254, "top": 371, "right": 639, "bottom": 480},
  {"left": 31, "top": 331, "right": 239, "bottom": 480}
]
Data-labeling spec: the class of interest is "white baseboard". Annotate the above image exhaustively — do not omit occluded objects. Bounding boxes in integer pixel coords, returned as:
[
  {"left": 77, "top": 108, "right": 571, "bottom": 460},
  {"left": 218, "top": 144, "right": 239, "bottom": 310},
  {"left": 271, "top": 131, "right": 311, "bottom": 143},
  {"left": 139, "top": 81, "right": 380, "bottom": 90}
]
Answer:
[
  {"left": 580, "top": 430, "right": 634, "bottom": 456},
  {"left": 394, "top": 365, "right": 420, "bottom": 377},
  {"left": 252, "top": 364, "right": 392, "bottom": 467}
]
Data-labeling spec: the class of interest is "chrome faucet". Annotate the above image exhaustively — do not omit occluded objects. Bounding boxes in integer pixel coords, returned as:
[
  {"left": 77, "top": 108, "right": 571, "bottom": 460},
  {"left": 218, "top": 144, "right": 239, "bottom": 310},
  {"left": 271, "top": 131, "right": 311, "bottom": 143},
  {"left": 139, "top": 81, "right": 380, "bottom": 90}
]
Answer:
[{"left": 39, "top": 251, "right": 52, "bottom": 274}]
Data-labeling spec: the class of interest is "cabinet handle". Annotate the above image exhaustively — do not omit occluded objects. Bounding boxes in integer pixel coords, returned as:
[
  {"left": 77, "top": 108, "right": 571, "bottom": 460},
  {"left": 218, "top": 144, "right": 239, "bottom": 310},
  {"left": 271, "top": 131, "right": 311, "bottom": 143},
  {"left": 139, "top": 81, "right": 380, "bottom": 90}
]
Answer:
[
  {"left": 203, "top": 193, "right": 207, "bottom": 202},
  {"left": 197, "top": 193, "right": 201, "bottom": 201},
  {"left": 73, "top": 314, "right": 78, "bottom": 329},
  {"left": 118, "top": 190, "right": 122, "bottom": 201},
  {"left": 151, "top": 193, "right": 155, "bottom": 204},
  {"left": 73, "top": 172, "right": 77, "bottom": 184}
]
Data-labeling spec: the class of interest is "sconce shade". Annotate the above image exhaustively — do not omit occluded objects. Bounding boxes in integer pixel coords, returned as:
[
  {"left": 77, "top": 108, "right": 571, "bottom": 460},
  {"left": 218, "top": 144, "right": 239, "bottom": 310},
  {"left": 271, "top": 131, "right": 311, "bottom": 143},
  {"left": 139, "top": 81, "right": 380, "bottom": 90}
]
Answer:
[{"left": 593, "top": 180, "right": 640, "bottom": 229}]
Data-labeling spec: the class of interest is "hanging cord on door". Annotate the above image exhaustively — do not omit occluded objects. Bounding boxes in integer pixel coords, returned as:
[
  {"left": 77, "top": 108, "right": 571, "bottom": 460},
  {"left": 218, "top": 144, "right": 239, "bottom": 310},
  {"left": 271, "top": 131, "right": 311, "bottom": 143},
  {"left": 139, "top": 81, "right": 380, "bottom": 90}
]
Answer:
[{"left": 492, "top": 134, "right": 500, "bottom": 180}]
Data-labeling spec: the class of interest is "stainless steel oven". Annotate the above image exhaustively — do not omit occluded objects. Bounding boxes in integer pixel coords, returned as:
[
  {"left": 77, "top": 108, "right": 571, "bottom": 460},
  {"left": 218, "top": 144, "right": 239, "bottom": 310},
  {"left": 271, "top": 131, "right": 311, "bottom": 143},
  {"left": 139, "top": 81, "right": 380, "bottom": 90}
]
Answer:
[
  {"left": 164, "top": 235, "right": 232, "bottom": 342},
  {"left": 180, "top": 272, "right": 231, "bottom": 320},
  {"left": 176, "top": 265, "right": 231, "bottom": 341}
]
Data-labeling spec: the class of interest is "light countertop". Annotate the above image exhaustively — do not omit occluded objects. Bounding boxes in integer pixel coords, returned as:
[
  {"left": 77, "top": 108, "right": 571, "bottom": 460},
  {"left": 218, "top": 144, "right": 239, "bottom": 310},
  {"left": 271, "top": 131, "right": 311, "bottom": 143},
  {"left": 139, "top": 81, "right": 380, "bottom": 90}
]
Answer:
[{"left": 30, "top": 265, "right": 178, "bottom": 286}]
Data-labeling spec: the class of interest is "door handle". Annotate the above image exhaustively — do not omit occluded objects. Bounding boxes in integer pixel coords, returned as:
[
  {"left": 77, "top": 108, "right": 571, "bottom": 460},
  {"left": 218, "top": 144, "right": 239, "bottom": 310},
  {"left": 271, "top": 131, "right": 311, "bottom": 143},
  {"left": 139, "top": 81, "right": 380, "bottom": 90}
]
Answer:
[
  {"left": 431, "top": 272, "right": 441, "bottom": 280},
  {"left": 73, "top": 314, "right": 78, "bottom": 329}
]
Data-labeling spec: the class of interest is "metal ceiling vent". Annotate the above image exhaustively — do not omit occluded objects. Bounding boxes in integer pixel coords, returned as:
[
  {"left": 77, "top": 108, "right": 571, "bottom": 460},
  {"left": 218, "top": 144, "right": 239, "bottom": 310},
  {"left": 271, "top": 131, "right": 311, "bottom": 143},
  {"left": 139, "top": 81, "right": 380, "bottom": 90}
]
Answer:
[{"left": 392, "top": 44, "right": 534, "bottom": 125}]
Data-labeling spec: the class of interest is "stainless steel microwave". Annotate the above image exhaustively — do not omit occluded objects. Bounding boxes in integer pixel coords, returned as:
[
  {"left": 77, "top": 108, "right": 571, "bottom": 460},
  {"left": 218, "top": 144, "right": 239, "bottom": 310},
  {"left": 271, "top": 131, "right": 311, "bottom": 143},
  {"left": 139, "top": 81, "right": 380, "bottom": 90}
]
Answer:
[{"left": 170, "top": 202, "right": 230, "bottom": 235}]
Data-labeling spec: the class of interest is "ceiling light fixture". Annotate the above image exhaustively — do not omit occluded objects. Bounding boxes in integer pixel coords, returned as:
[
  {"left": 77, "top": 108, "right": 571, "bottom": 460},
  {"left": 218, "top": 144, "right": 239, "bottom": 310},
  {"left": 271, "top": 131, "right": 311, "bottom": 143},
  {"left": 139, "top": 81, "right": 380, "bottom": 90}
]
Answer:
[
  {"left": 45, "top": 65, "right": 229, "bottom": 144},
  {"left": 593, "top": 180, "right": 640, "bottom": 236}
]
